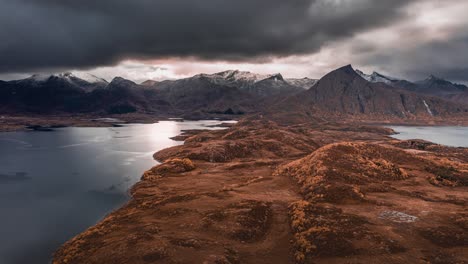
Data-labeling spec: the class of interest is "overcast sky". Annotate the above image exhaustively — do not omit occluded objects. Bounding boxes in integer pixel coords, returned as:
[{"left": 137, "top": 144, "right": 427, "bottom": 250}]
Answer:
[{"left": 1, "top": 0, "right": 467, "bottom": 83}]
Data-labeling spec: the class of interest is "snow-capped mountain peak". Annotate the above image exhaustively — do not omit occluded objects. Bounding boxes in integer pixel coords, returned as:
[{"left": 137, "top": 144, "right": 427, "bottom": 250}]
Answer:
[
  {"left": 285, "top": 77, "right": 317, "bottom": 89},
  {"left": 109, "top": 77, "right": 138, "bottom": 87},
  {"left": 203, "top": 70, "right": 271, "bottom": 84},
  {"left": 25, "top": 72, "right": 108, "bottom": 84},
  {"left": 55, "top": 72, "right": 107, "bottom": 83},
  {"left": 422, "top": 75, "right": 454, "bottom": 84},
  {"left": 356, "top": 69, "right": 398, "bottom": 84},
  {"left": 429, "top": 74, "right": 443, "bottom": 80},
  {"left": 192, "top": 70, "right": 318, "bottom": 91},
  {"left": 266, "top": 73, "right": 284, "bottom": 81},
  {"left": 27, "top": 74, "right": 52, "bottom": 82}
]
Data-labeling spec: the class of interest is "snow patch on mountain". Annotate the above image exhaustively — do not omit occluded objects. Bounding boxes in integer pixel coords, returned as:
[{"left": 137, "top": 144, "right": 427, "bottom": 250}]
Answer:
[
  {"left": 286, "top": 78, "right": 317, "bottom": 89},
  {"left": 423, "top": 100, "right": 434, "bottom": 116},
  {"left": 27, "top": 74, "right": 51, "bottom": 82},
  {"left": 68, "top": 72, "right": 108, "bottom": 84},
  {"left": 195, "top": 70, "right": 313, "bottom": 91},
  {"left": 197, "top": 70, "right": 273, "bottom": 85},
  {"left": 356, "top": 69, "right": 399, "bottom": 84},
  {"left": 26, "top": 72, "right": 108, "bottom": 84}
]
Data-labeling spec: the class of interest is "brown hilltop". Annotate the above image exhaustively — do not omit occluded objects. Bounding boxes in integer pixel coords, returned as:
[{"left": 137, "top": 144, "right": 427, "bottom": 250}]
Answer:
[
  {"left": 278, "top": 141, "right": 468, "bottom": 263},
  {"left": 53, "top": 119, "right": 467, "bottom": 264}
]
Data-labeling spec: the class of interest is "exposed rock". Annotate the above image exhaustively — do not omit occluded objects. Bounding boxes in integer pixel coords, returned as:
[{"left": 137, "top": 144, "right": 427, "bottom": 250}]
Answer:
[
  {"left": 378, "top": 210, "right": 418, "bottom": 223},
  {"left": 142, "top": 158, "right": 195, "bottom": 181},
  {"left": 269, "top": 65, "right": 468, "bottom": 123}
]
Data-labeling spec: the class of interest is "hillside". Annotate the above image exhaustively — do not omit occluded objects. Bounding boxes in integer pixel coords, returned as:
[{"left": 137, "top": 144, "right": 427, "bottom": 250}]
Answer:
[
  {"left": 270, "top": 65, "right": 468, "bottom": 123},
  {"left": 0, "top": 67, "right": 467, "bottom": 124},
  {"left": 357, "top": 70, "right": 468, "bottom": 105},
  {"left": 53, "top": 120, "right": 468, "bottom": 264}
]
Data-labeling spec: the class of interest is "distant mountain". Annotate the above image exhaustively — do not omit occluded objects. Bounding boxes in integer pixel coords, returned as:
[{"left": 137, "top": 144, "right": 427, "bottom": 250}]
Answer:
[
  {"left": 24, "top": 72, "right": 108, "bottom": 92},
  {"left": 0, "top": 70, "right": 310, "bottom": 116},
  {"left": 152, "top": 73, "right": 256, "bottom": 115},
  {"left": 141, "top": 80, "right": 159, "bottom": 86},
  {"left": 272, "top": 65, "right": 468, "bottom": 122},
  {"left": 0, "top": 73, "right": 94, "bottom": 112},
  {"left": 82, "top": 77, "right": 152, "bottom": 114},
  {"left": 285, "top": 77, "right": 317, "bottom": 89},
  {"left": 0, "top": 74, "right": 169, "bottom": 114},
  {"left": 414, "top": 75, "right": 467, "bottom": 95},
  {"left": 186, "top": 70, "right": 308, "bottom": 97},
  {"left": 357, "top": 70, "right": 468, "bottom": 105},
  {"left": 142, "top": 70, "right": 317, "bottom": 116},
  {"left": 355, "top": 70, "right": 398, "bottom": 84},
  {"left": 64, "top": 72, "right": 109, "bottom": 86},
  {"left": 1, "top": 68, "right": 466, "bottom": 121}
]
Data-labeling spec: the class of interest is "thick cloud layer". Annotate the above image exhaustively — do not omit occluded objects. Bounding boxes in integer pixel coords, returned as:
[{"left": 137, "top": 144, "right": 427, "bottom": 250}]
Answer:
[
  {"left": 0, "top": 0, "right": 413, "bottom": 72},
  {"left": 348, "top": 0, "right": 468, "bottom": 83},
  {"left": 359, "top": 34, "right": 468, "bottom": 82}
]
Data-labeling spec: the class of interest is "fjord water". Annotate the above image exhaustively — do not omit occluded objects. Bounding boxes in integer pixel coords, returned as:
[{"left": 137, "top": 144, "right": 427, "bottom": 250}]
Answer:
[
  {"left": 389, "top": 126, "right": 468, "bottom": 147},
  {"left": 0, "top": 120, "right": 234, "bottom": 264}
]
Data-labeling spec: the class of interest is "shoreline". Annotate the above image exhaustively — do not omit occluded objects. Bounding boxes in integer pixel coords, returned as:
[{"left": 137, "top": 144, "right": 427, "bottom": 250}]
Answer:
[
  {"left": 52, "top": 119, "right": 468, "bottom": 263},
  {"left": 0, "top": 119, "right": 238, "bottom": 264},
  {"left": 2, "top": 111, "right": 468, "bottom": 133},
  {"left": 0, "top": 113, "right": 239, "bottom": 132}
]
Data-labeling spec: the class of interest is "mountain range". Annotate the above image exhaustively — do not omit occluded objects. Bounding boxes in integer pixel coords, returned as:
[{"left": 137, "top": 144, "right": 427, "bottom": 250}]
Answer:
[
  {"left": 0, "top": 66, "right": 466, "bottom": 121},
  {"left": 356, "top": 69, "right": 468, "bottom": 104},
  {"left": 270, "top": 65, "right": 467, "bottom": 123}
]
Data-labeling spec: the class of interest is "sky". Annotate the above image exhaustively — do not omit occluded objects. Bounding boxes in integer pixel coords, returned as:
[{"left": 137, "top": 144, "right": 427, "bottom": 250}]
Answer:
[{"left": 1, "top": 0, "right": 467, "bottom": 84}]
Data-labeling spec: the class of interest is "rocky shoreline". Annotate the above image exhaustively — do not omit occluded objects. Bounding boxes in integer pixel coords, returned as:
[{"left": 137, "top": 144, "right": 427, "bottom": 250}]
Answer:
[
  {"left": 0, "top": 113, "right": 239, "bottom": 132},
  {"left": 0, "top": 114, "right": 156, "bottom": 132},
  {"left": 52, "top": 119, "right": 467, "bottom": 264}
]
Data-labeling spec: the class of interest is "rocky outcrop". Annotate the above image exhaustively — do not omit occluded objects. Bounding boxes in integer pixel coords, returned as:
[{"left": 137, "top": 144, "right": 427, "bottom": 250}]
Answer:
[{"left": 142, "top": 158, "right": 195, "bottom": 181}]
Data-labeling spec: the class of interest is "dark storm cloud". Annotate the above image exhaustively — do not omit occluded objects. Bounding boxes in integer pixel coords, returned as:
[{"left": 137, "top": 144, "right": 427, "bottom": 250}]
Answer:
[
  {"left": 357, "top": 31, "right": 468, "bottom": 83},
  {"left": 0, "top": 0, "right": 414, "bottom": 72},
  {"left": 405, "top": 36, "right": 468, "bottom": 82}
]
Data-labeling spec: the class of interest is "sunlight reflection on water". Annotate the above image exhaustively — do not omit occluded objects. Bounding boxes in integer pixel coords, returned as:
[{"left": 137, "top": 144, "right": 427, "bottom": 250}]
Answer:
[{"left": 0, "top": 120, "right": 236, "bottom": 264}]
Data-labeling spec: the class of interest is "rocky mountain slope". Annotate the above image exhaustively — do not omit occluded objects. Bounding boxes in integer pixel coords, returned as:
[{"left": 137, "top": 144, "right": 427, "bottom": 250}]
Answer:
[
  {"left": 148, "top": 74, "right": 258, "bottom": 115},
  {"left": 0, "top": 70, "right": 312, "bottom": 117},
  {"left": 150, "top": 70, "right": 312, "bottom": 98},
  {"left": 412, "top": 76, "right": 468, "bottom": 104},
  {"left": 0, "top": 67, "right": 466, "bottom": 123},
  {"left": 270, "top": 65, "right": 468, "bottom": 123},
  {"left": 0, "top": 74, "right": 169, "bottom": 114},
  {"left": 357, "top": 70, "right": 468, "bottom": 105},
  {"left": 356, "top": 70, "right": 399, "bottom": 84},
  {"left": 285, "top": 77, "right": 317, "bottom": 89},
  {"left": 0, "top": 73, "right": 100, "bottom": 113}
]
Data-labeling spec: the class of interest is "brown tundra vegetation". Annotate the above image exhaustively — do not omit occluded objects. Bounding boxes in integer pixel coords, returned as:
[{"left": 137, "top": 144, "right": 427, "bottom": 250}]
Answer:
[{"left": 54, "top": 119, "right": 467, "bottom": 264}]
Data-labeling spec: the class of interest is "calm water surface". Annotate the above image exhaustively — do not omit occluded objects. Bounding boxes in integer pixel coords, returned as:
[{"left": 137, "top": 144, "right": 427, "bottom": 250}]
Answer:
[
  {"left": 389, "top": 126, "right": 468, "bottom": 147},
  {"left": 0, "top": 120, "right": 234, "bottom": 264}
]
